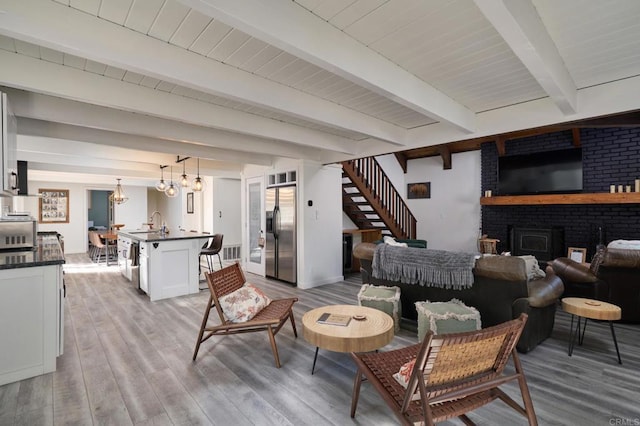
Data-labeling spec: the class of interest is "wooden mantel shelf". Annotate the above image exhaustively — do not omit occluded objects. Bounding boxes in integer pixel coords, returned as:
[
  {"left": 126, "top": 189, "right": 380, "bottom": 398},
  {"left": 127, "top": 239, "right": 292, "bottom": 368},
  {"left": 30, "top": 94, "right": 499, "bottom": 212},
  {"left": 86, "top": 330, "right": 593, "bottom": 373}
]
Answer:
[{"left": 480, "top": 192, "right": 640, "bottom": 205}]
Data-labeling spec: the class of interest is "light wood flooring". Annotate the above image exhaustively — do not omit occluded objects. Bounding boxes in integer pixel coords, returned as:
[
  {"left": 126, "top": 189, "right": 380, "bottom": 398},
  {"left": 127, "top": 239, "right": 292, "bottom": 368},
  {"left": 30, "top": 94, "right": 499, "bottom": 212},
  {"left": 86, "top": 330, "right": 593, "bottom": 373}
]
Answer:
[{"left": 1, "top": 254, "right": 639, "bottom": 425}]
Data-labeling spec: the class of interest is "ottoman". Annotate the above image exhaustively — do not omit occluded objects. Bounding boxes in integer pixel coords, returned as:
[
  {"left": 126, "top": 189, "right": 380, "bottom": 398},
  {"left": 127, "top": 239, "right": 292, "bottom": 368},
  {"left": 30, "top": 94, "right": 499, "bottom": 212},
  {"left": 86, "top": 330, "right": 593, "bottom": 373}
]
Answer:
[
  {"left": 357, "top": 284, "right": 401, "bottom": 333},
  {"left": 416, "top": 299, "right": 481, "bottom": 341}
]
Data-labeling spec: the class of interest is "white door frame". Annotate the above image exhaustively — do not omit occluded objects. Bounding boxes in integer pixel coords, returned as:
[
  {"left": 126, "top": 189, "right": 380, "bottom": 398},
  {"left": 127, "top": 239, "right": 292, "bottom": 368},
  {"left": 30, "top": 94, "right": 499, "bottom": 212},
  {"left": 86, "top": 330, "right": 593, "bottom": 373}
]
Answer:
[{"left": 244, "top": 176, "right": 264, "bottom": 276}]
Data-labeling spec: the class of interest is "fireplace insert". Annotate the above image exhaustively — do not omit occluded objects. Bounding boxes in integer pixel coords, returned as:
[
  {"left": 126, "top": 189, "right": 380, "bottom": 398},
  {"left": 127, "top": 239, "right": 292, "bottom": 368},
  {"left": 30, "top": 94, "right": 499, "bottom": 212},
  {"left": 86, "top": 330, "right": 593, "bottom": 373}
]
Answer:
[{"left": 509, "top": 226, "right": 564, "bottom": 261}]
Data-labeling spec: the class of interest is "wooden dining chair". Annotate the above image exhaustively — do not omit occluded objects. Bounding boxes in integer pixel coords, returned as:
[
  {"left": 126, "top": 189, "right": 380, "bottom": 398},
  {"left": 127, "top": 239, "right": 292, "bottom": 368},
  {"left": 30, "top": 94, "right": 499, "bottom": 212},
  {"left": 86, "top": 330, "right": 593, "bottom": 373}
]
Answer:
[
  {"left": 350, "top": 314, "right": 537, "bottom": 425},
  {"left": 193, "top": 262, "right": 298, "bottom": 368}
]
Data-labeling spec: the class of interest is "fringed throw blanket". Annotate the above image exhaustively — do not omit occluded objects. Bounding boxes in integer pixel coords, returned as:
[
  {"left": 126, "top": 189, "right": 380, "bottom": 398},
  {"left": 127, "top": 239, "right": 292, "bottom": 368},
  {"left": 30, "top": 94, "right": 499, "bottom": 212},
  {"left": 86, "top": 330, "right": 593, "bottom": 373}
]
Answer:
[{"left": 372, "top": 244, "right": 476, "bottom": 289}]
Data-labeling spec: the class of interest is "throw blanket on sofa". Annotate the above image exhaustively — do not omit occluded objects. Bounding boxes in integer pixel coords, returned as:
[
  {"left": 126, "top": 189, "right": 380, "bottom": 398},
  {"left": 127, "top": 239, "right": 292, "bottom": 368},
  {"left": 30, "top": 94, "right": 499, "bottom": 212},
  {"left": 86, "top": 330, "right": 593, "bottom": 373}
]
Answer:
[{"left": 372, "top": 244, "right": 476, "bottom": 289}]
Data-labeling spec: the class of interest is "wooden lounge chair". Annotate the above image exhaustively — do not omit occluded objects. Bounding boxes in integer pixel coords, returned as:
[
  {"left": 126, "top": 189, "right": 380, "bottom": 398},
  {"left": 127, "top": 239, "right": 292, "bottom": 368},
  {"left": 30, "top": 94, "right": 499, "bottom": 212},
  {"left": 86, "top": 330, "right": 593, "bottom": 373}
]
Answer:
[
  {"left": 193, "top": 262, "right": 298, "bottom": 368},
  {"left": 350, "top": 313, "right": 537, "bottom": 425}
]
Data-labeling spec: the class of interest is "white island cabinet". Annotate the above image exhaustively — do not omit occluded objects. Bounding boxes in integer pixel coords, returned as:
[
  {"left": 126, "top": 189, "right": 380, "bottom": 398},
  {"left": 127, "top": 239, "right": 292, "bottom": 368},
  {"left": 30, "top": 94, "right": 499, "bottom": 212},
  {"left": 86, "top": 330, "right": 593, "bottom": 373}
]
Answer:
[{"left": 120, "top": 231, "right": 210, "bottom": 301}]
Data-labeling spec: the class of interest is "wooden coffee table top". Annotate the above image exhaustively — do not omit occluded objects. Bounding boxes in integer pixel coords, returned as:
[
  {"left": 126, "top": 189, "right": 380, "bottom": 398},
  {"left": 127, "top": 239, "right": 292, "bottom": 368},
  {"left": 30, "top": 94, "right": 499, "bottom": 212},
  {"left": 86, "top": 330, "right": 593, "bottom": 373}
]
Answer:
[
  {"left": 562, "top": 297, "right": 621, "bottom": 321},
  {"left": 302, "top": 305, "right": 394, "bottom": 353}
]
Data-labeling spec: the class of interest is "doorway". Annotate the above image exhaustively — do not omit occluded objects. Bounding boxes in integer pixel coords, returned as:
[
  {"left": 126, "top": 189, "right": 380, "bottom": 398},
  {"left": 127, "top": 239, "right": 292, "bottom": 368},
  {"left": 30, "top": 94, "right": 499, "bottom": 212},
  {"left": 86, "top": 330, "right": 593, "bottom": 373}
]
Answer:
[
  {"left": 245, "top": 176, "right": 264, "bottom": 275},
  {"left": 88, "top": 190, "right": 112, "bottom": 230}
]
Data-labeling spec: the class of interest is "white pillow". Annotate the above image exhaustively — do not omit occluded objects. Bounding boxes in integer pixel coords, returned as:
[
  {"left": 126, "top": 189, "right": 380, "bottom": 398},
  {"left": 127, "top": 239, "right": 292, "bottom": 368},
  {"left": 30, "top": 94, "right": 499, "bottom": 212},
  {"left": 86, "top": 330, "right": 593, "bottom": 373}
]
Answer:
[
  {"left": 218, "top": 283, "right": 272, "bottom": 323},
  {"left": 392, "top": 358, "right": 420, "bottom": 400},
  {"left": 517, "top": 255, "right": 546, "bottom": 280},
  {"left": 607, "top": 240, "right": 640, "bottom": 250},
  {"left": 383, "top": 236, "right": 408, "bottom": 247}
]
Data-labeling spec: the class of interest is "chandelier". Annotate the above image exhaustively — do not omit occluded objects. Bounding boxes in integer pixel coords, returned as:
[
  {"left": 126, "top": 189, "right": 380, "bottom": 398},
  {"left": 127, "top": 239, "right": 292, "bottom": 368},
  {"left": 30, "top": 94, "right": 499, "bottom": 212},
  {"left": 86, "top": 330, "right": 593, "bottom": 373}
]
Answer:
[{"left": 113, "top": 178, "right": 128, "bottom": 204}]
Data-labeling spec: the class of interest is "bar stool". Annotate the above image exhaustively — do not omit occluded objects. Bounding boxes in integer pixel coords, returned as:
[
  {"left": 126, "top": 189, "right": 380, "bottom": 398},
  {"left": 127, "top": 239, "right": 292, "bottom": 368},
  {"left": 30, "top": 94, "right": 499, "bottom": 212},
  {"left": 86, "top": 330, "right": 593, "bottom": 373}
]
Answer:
[{"left": 200, "top": 234, "right": 223, "bottom": 273}]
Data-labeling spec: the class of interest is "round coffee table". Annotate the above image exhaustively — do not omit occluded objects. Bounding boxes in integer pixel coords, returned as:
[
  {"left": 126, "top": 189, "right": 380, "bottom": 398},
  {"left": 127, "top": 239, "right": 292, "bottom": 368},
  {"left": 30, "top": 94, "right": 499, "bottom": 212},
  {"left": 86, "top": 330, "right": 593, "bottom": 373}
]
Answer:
[
  {"left": 302, "top": 305, "right": 394, "bottom": 374},
  {"left": 561, "top": 297, "right": 622, "bottom": 364}
]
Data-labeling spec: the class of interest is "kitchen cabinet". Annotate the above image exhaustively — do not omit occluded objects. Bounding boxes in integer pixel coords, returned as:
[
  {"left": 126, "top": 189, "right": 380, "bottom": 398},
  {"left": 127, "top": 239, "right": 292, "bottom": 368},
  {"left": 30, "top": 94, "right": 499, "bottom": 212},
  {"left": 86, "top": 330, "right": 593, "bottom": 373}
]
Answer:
[
  {"left": 0, "top": 263, "right": 64, "bottom": 386},
  {"left": 117, "top": 235, "right": 132, "bottom": 280}
]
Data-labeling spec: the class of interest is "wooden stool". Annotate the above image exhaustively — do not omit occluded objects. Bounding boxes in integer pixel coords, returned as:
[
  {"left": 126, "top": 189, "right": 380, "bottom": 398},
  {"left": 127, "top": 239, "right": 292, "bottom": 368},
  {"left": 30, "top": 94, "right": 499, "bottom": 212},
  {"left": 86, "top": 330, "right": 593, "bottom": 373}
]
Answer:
[
  {"left": 478, "top": 236, "right": 500, "bottom": 254},
  {"left": 561, "top": 297, "right": 622, "bottom": 364}
]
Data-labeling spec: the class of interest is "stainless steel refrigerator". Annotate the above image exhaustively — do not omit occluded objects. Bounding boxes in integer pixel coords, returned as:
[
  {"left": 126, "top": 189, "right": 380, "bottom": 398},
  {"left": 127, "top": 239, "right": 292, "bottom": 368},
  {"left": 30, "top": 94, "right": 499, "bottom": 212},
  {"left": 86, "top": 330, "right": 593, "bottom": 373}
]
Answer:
[{"left": 265, "top": 185, "right": 296, "bottom": 284}]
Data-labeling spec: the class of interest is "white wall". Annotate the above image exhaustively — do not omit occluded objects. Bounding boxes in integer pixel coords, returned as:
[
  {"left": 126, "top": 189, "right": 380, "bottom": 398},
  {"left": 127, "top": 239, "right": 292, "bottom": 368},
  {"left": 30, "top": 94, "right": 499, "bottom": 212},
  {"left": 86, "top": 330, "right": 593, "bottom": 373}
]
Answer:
[
  {"left": 376, "top": 154, "right": 406, "bottom": 195},
  {"left": 298, "top": 161, "right": 343, "bottom": 289},
  {"left": 113, "top": 185, "right": 148, "bottom": 231},
  {"left": 211, "top": 178, "right": 241, "bottom": 246},
  {"left": 405, "top": 151, "right": 482, "bottom": 252}
]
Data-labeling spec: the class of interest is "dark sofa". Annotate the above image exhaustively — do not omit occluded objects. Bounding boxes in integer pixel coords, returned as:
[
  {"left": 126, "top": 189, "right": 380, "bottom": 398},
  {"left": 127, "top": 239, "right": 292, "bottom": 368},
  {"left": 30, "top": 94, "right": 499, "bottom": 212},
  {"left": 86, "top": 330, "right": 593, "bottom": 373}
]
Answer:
[
  {"left": 353, "top": 243, "right": 564, "bottom": 352},
  {"left": 550, "top": 247, "right": 640, "bottom": 322}
]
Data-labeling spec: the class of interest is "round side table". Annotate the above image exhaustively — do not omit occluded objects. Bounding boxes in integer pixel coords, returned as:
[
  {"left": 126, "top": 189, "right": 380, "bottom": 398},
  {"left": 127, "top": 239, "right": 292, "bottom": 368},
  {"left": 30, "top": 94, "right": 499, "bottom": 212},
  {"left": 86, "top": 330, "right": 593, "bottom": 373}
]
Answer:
[
  {"left": 302, "top": 305, "right": 394, "bottom": 374},
  {"left": 561, "top": 297, "right": 622, "bottom": 364}
]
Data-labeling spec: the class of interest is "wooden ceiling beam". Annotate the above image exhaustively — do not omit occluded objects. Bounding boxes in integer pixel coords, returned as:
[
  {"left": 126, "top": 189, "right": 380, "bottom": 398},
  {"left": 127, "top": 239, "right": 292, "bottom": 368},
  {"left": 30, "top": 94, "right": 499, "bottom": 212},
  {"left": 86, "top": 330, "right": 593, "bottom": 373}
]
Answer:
[
  {"left": 572, "top": 128, "right": 581, "bottom": 147},
  {"left": 394, "top": 152, "right": 408, "bottom": 173},
  {"left": 495, "top": 137, "right": 506, "bottom": 156},
  {"left": 438, "top": 146, "right": 452, "bottom": 170},
  {"left": 398, "top": 109, "right": 640, "bottom": 162}
]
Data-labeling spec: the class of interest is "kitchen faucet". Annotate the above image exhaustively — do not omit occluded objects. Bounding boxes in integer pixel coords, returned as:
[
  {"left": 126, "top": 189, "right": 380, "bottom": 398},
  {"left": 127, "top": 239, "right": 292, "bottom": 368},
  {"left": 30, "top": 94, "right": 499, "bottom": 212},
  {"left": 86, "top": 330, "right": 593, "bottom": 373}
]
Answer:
[{"left": 149, "top": 211, "right": 163, "bottom": 230}]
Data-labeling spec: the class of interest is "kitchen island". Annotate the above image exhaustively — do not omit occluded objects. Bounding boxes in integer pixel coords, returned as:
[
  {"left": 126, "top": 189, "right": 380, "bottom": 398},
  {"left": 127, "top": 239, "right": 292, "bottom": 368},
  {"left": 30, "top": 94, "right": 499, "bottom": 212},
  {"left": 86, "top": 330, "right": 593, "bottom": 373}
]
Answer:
[
  {"left": 118, "top": 230, "right": 210, "bottom": 302},
  {"left": 0, "top": 234, "right": 65, "bottom": 386}
]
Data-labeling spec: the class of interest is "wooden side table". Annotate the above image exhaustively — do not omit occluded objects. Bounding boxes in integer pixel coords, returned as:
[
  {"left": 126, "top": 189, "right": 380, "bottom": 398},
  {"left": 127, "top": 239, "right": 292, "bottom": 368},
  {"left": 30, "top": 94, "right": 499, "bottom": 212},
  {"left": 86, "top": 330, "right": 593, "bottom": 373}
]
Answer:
[
  {"left": 302, "top": 305, "right": 394, "bottom": 374},
  {"left": 561, "top": 297, "right": 622, "bottom": 364}
]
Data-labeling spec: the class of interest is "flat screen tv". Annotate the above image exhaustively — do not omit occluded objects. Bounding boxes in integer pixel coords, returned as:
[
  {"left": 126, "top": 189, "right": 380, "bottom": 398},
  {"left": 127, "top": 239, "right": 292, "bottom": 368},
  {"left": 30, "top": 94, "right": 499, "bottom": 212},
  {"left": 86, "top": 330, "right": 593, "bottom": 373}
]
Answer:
[{"left": 498, "top": 148, "right": 582, "bottom": 195}]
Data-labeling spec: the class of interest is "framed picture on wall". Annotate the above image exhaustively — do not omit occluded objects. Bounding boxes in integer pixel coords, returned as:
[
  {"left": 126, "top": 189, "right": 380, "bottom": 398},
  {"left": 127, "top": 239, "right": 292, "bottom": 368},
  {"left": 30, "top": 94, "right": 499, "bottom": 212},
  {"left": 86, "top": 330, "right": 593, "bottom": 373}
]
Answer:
[
  {"left": 568, "top": 247, "right": 587, "bottom": 263},
  {"left": 407, "top": 182, "right": 431, "bottom": 199},
  {"left": 39, "top": 189, "right": 69, "bottom": 223},
  {"left": 187, "top": 192, "right": 194, "bottom": 214}
]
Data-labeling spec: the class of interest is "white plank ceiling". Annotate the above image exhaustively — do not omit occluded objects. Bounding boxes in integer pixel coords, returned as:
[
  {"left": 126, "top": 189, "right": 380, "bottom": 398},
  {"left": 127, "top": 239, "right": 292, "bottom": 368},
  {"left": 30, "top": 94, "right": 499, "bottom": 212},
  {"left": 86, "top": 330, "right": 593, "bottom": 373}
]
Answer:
[{"left": 0, "top": 0, "right": 639, "bottom": 184}]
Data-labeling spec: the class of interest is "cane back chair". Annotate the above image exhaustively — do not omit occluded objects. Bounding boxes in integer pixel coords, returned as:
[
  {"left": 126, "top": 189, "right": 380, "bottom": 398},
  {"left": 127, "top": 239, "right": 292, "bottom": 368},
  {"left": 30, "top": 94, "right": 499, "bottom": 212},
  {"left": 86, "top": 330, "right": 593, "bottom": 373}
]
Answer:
[
  {"left": 193, "top": 262, "right": 298, "bottom": 368},
  {"left": 350, "top": 313, "right": 537, "bottom": 425}
]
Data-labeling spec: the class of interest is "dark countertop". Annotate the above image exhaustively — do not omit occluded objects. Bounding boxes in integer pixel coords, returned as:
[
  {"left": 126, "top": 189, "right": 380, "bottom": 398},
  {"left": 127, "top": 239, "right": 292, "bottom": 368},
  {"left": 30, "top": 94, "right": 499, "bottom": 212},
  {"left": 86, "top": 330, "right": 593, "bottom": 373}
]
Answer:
[
  {"left": 0, "top": 235, "right": 65, "bottom": 270},
  {"left": 118, "top": 230, "right": 211, "bottom": 243}
]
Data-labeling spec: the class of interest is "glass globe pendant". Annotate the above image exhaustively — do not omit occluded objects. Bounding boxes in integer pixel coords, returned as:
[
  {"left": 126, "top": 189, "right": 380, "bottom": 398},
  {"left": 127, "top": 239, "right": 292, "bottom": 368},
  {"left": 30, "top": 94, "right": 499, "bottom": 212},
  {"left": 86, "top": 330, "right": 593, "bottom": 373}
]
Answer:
[
  {"left": 165, "top": 166, "right": 179, "bottom": 198},
  {"left": 192, "top": 158, "right": 205, "bottom": 192},
  {"left": 155, "top": 165, "right": 168, "bottom": 192}
]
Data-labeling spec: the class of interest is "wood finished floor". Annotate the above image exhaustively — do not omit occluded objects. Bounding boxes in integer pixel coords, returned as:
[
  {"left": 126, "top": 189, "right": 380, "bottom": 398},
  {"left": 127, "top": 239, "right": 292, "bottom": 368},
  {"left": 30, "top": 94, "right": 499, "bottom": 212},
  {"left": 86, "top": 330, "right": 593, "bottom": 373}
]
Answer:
[{"left": 1, "top": 254, "right": 639, "bottom": 425}]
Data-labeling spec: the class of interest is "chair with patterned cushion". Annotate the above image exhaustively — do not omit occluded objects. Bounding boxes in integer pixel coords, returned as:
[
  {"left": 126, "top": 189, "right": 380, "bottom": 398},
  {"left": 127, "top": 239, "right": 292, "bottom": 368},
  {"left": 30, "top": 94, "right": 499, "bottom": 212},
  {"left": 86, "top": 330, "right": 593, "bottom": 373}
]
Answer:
[
  {"left": 192, "top": 262, "right": 298, "bottom": 368},
  {"left": 350, "top": 314, "right": 537, "bottom": 425}
]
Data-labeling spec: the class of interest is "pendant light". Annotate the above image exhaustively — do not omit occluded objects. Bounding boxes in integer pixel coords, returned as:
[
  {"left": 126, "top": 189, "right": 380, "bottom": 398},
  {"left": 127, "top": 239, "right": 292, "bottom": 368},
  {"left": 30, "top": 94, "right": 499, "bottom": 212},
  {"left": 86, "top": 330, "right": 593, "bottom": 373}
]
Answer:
[
  {"left": 165, "top": 166, "right": 179, "bottom": 198},
  {"left": 155, "top": 165, "right": 168, "bottom": 192},
  {"left": 179, "top": 156, "right": 189, "bottom": 188},
  {"left": 192, "top": 157, "right": 204, "bottom": 192},
  {"left": 113, "top": 178, "right": 128, "bottom": 204}
]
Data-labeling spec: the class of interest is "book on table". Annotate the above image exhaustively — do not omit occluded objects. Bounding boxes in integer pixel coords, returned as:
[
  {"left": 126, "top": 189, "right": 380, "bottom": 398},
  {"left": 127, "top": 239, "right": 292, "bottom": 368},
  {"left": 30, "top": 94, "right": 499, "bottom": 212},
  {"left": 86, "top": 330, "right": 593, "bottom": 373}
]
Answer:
[{"left": 317, "top": 312, "right": 351, "bottom": 326}]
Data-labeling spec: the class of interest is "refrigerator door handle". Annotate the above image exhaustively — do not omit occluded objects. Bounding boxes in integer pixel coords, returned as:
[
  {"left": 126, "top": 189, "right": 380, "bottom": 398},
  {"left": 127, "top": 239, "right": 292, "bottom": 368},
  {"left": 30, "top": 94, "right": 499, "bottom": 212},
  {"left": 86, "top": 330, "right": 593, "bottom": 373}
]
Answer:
[{"left": 273, "top": 206, "right": 280, "bottom": 238}]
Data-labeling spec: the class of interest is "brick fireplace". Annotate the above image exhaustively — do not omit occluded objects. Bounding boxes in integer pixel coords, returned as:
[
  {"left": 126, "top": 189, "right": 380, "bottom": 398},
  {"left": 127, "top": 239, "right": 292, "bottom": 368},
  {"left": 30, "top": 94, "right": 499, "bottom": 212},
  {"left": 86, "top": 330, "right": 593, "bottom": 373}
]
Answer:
[{"left": 481, "top": 128, "right": 640, "bottom": 260}]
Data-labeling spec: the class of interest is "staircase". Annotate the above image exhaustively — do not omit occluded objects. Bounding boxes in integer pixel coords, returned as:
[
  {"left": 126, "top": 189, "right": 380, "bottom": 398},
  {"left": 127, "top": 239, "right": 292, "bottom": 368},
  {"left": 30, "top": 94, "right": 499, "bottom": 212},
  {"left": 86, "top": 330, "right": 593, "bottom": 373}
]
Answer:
[{"left": 342, "top": 158, "right": 416, "bottom": 239}]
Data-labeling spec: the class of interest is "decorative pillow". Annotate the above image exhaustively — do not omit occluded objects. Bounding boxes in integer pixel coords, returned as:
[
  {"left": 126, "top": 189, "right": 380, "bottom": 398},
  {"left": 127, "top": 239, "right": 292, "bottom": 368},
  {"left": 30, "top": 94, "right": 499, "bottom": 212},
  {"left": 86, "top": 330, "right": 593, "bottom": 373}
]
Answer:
[
  {"left": 218, "top": 283, "right": 272, "bottom": 323},
  {"left": 383, "top": 236, "right": 408, "bottom": 247},
  {"left": 517, "top": 255, "right": 546, "bottom": 280},
  {"left": 393, "top": 358, "right": 416, "bottom": 389}
]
